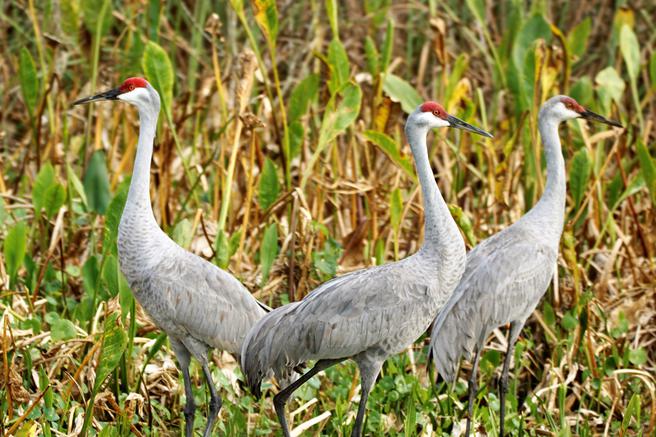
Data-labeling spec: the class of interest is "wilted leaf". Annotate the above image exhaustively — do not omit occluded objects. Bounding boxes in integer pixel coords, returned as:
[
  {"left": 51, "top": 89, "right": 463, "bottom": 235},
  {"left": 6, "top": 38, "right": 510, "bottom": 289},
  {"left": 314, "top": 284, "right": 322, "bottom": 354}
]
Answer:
[
  {"left": 252, "top": 0, "right": 279, "bottom": 42},
  {"left": 570, "top": 148, "right": 592, "bottom": 209},
  {"left": 260, "top": 223, "right": 278, "bottom": 286},
  {"left": 383, "top": 74, "right": 422, "bottom": 114},
  {"left": 259, "top": 158, "right": 281, "bottom": 210},
  {"left": 363, "top": 130, "right": 416, "bottom": 180},
  {"left": 19, "top": 48, "right": 39, "bottom": 116},
  {"left": 83, "top": 150, "right": 111, "bottom": 214}
]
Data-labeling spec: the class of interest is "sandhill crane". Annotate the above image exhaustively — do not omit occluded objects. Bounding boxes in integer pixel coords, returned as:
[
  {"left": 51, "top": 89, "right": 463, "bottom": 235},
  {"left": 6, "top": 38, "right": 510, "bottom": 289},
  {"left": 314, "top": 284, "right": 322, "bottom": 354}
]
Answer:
[
  {"left": 74, "top": 77, "right": 272, "bottom": 437},
  {"left": 429, "top": 95, "right": 622, "bottom": 436},
  {"left": 241, "top": 101, "right": 492, "bottom": 436}
]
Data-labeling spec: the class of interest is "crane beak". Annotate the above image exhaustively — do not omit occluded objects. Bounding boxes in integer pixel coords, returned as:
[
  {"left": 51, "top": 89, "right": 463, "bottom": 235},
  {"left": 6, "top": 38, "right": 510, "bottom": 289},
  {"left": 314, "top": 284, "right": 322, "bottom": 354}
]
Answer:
[
  {"left": 72, "top": 87, "right": 122, "bottom": 106},
  {"left": 580, "top": 109, "right": 623, "bottom": 128},
  {"left": 446, "top": 115, "right": 493, "bottom": 138}
]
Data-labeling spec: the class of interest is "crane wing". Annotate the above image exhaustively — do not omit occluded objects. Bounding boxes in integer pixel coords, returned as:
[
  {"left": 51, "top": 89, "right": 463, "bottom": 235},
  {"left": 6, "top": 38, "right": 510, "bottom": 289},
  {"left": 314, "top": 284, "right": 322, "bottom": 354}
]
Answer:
[
  {"left": 138, "top": 250, "right": 267, "bottom": 357},
  {"left": 430, "top": 226, "right": 557, "bottom": 382}
]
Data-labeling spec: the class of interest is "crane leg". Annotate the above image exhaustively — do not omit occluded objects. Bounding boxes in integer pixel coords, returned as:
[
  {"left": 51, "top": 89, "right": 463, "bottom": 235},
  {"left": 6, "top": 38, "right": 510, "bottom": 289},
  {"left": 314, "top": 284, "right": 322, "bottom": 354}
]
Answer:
[
  {"left": 201, "top": 360, "right": 222, "bottom": 437},
  {"left": 273, "top": 358, "right": 343, "bottom": 437},
  {"left": 499, "top": 322, "right": 522, "bottom": 437},
  {"left": 351, "top": 360, "right": 382, "bottom": 437},
  {"left": 171, "top": 339, "right": 196, "bottom": 437},
  {"left": 464, "top": 346, "right": 482, "bottom": 437}
]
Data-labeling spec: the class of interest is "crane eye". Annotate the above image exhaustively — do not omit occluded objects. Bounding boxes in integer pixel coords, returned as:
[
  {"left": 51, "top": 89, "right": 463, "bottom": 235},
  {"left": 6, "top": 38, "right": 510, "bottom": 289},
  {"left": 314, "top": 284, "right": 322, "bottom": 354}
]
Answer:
[
  {"left": 128, "top": 84, "right": 135, "bottom": 91},
  {"left": 432, "top": 110, "right": 439, "bottom": 117}
]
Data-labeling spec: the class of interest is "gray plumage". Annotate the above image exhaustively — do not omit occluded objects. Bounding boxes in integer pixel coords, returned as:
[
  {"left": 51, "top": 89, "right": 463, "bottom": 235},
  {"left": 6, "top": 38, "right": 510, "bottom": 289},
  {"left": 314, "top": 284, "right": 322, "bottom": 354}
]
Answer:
[
  {"left": 429, "top": 95, "right": 622, "bottom": 436},
  {"left": 241, "top": 101, "right": 492, "bottom": 437},
  {"left": 75, "top": 79, "right": 269, "bottom": 437}
]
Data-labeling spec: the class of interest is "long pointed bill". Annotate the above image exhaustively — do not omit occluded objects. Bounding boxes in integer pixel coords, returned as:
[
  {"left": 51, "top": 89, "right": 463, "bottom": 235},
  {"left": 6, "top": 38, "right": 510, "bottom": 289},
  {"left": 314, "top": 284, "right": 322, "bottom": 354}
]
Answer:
[
  {"left": 580, "top": 109, "right": 622, "bottom": 128},
  {"left": 72, "top": 87, "right": 122, "bottom": 106},
  {"left": 446, "top": 114, "right": 493, "bottom": 138}
]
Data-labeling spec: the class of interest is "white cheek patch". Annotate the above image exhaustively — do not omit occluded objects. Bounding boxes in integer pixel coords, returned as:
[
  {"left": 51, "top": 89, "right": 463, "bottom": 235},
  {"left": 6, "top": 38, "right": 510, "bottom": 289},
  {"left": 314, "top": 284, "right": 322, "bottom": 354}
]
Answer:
[{"left": 118, "top": 87, "right": 148, "bottom": 103}]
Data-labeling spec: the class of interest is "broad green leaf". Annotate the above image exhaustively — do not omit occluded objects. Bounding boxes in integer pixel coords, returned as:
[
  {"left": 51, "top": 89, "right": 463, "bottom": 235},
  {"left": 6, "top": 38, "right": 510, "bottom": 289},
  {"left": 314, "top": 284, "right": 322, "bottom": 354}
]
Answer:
[
  {"left": 142, "top": 41, "right": 174, "bottom": 119},
  {"left": 43, "top": 184, "right": 66, "bottom": 218},
  {"left": 570, "top": 76, "right": 593, "bottom": 106},
  {"left": 302, "top": 82, "right": 362, "bottom": 188},
  {"left": 382, "top": 74, "right": 422, "bottom": 113},
  {"left": 312, "top": 237, "right": 342, "bottom": 280},
  {"left": 51, "top": 318, "right": 78, "bottom": 341},
  {"left": 19, "top": 48, "right": 39, "bottom": 116},
  {"left": 215, "top": 230, "right": 230, "bottom": 268},
  {"left": 82, "top": 256, "right": 100, "bottom": 297},
  {"left": 621, "top": 393, "right": 641, "bottom": 431},
  {"left": 380, "top": 20, "right": 394, "bottom": 73},
  {"left": 3, "top": 222, "right": 27, "bottom": 285},
  {"left": 102, "top": 254, "right": 120, "bottom": 298},
  {"left": 390, "top": 188, "right": 402, "bottom": 231},
  {"left": 289, "top": 121, "right": 304, "bottom": 159},
  {"left": 569, "top": 148, "right": 591, "bottom": 209},
  {"left": 448, "top": 204, "right": 476, "bottom": 246},
  {"left": 363, "top": 130, "right": 416, "bottom": 180},
  {"left": 364, "top": 36, "right": 379, "bottom": 76},
  {"left": 636, "top": 141, "right": 656, "bottom": 205},
  {"left": 288, "top": 74, "right": 319, "bottom": 123},
  {"left": 67, "top": 162, "right": 88, "bottom": 208},
  {"left": 259, "top": 223, "right": 278, "bottom": 286},
  {"left": 60, "top": 0, "right": 80, "bottom": 40},
  {"left": 567, "top": 18, "right": 591, "bottom": 58},
  {"left": 103, "top": 180, "right": 129, "bottom": 256},
  {"left": 619, "top": 25, "right": 640, "bottom": 81},
  {"left": 83, "top": 150, "right": 111, "bottom": 214},
  {"left": 259, "top": 158, "right": 281, "bottom": 210},
  {"left": 93, "top": 312, "right": 127, "bottom": 393},
  {"left": 81, "top": 0, "right": 111, "bottom": 36},
  {"left": 253, "top": 0, "right": 279, "bottom": 42},
  {"left": 327, "top": 39, "right": 350, "bottom": 95},
  {"left": 171, "top": 218, "right": 192, "bottom": 248},
  {"left": 595, "top": 67, "right": 625, "bottom": 113},
  {"left": 512, "top": 14, "right": 551, "bottom": 72},
  {"left": 33, "top": 163, "right": 56, "bottom": 216},
  {"left": 628, "top": 348, "right": 647, "bottom": 366}
]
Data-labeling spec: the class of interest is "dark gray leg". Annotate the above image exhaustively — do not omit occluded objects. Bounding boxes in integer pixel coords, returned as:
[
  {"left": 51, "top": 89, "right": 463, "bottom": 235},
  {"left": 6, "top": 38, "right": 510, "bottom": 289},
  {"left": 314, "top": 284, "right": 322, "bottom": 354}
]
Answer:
[
  {"left": 351, "top": 360, "right": 383, "bottom": 437},
  {"left": 464, "top": 346, "right": 482, "bottom": 437},
  {"left": 171, "top": 339, "right": 196, "bottom": 437},
  {"left": 273, "top": 359, "right": 343, "bottom": 437},
  {"left": 500, "top": 322, "right": 522, "bottom": 437},
  {"left": 200, "top": 359, "right": 222, "bottom": 437}
]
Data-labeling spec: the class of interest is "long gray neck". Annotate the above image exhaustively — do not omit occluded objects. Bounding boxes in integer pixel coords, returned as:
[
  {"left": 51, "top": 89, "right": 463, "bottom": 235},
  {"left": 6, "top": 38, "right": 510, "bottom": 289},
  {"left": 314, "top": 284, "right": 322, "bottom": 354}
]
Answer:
[
  {"left": 524, "top": 112, "right": 566, "bottom": 242},
  {"left": 127, "top": 108, "right": 158, "bottom": 212},
  {"left": 405, "top": 124, "right": 462, "bottom": 256}
]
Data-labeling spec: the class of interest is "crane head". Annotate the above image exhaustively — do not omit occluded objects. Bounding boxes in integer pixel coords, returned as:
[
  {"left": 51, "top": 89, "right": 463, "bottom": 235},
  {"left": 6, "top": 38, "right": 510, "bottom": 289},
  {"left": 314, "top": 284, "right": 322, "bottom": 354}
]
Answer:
[
  {"left": 545, "top": 96, "right": 622, "bottom": 128},
  {"left": 409, "top": 101, "right": 493, "bottom": 138},
  {"left": 73, "top": 77, "right": 154, "bottom": 107}
]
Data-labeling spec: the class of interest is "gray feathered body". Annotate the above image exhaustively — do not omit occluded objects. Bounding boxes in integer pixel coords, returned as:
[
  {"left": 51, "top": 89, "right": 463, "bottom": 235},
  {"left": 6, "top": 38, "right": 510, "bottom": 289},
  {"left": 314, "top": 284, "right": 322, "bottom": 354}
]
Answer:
[
  {"left": 430, "top": 97, "right": 568, "bottom": 382},
  {"left": 118, "top": 201, "right": 267, "bottom": 359}
]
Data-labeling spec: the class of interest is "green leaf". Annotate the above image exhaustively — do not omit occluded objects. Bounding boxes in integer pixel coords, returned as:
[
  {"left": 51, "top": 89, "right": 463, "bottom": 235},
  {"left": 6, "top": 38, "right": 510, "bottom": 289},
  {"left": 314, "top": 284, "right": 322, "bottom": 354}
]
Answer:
[
  {"left": 43, "top": 184, "right": 66, "bottom": 218},
  {"left": 619, "top": 25, "right": 640, "bottom": 81},
  {"left": 252, "top": 0, "right": 279, "bottom": 42},
  {"left": 595, "top": 67, "right": 625, "bottom": 113},
  {"left": 3, "top": 222, "right": 27, "bottom": 285},
  {"left": 570, "top": 76, "right": 593, "bottom": 106},
  {"left": 363, "top": 130, "right": 416, "bottom": 180},
  {"left": 567, "top": 18, "right": 591, "bottom": 58},
  {"left": 561, "top": 312, "right": 578, "bottom": 331},
  {"left": 19, "top": 48, "right": 39, "bottom": 116},
  {"left": 325, "top": 0, "right": 338, "bottom": 39},
  {"left": 382, "top": 74, "right": 422, "bottom": 113},
  {"left": 93, "top": 312, "right": 127, "bottom": 393},
  {"left": 215, "top": 230, "right": 230, "bottom": 269},
  {"left": 636, "top": 141, "right": 656, "bottom": 205},
  {"left": 621, "top": 393, "right": 641, "bottom": 431},
  {"left": 364, "top": 36, "right": 379, "bottom": 76},
  {"left": 142, "top": 41, "right": 174, "bottom": 120},
  {"left": 259, "top": 158, "right": 281, "bottom": 210},
  {"left": 390, "top": 188, "right": 402, "bottom": 232},
  {"left": 312, "top": 237, "right": 342, "bottom": 280},
  {"left": 51, "top": 318, "right": 78, "bottom": 342},
  {"left": 628, "top": 348, "right": 647, "bottom": 366},
  {"left": 465, "top": 0, "right": 485, "bottom": 23},
  {"left": 259, "top": 223, "right": 279, "bottom": 286},
  {"left": 569, "top": 148, "right": 592, "bottom": 209},
  {"left": 83, "top": 150, "right": 111, "bottom": 214},
  {"left": 67, "top": 162, "right": 88, "bottom": 208},
  {"left": 33, "top": 163, "right": 56, "bottom": 216},
  {"left": 171, "top": 219, "right": 193, "bottom": 248},
  {"left": 380, "top": 20, "right": 394, "bottom": 73},
  {"left": 327, "top": 39, "right": 350, "bottom": 95},
  {"left": 81, "top": 0, "right": 112, "bottom": 36},
  {"left": 288, "top": 74, "right": 319, "bottom": 123},
  {"left": 103, "top": 180, "right": 129, "bottom": 256},
  {"left": 512, "top": 14, "right": 551, "bottom": 72},
  {"left": 60, "top": 0, "right": 80, "bottom": 41},
  {"left": 302, "top": 82, "right": 362, "bottom": 188}
]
